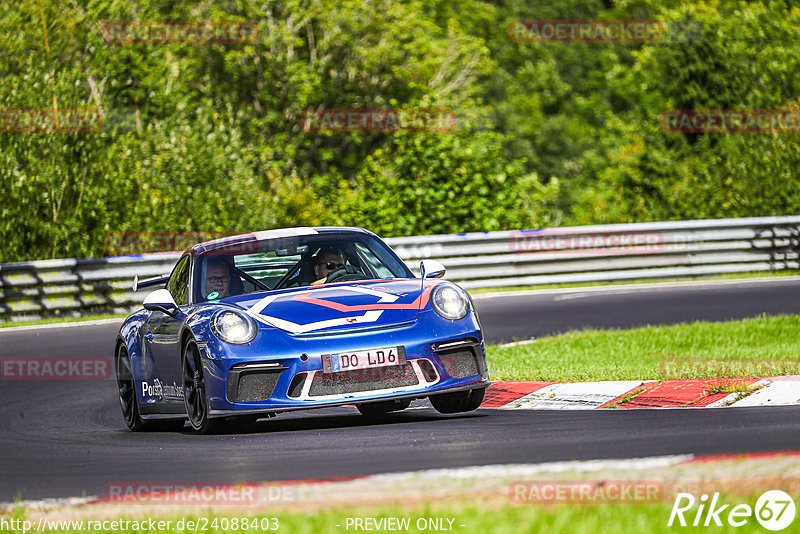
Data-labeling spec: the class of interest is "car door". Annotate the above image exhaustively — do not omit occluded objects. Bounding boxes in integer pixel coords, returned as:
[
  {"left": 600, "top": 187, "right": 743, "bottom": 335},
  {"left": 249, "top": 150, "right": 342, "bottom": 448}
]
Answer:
[{"left": 144, "top": 254, "right": 192, "bottom": 409}]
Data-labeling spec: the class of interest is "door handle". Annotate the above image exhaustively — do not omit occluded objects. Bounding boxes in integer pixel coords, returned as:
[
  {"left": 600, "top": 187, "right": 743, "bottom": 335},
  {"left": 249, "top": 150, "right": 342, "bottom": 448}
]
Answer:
[{"left": 144, "top": 332, "right": 154, "bottom": 342}]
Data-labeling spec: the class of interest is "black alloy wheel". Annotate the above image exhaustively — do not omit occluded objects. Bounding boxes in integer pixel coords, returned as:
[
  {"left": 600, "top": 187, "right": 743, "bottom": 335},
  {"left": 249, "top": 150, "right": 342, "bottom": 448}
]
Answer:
[
  {"left": 116, "top": 344, "right": 145, "bottom": 431},
  {"left": 182, "top": 338, "right": 221, "bottom": 434}
]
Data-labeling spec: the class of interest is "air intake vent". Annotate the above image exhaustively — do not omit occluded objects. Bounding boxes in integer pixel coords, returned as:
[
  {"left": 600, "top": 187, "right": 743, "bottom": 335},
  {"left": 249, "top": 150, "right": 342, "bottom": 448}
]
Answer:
[
  {"left": 308, "top": 363, "right": 418, "bottom": 397},
  {"left": 439, "top": 349, "right": 479, "bottom": 379},
  {"left": 287, "top": 373, "right": 306, "bottom": 398},
  {"left": 227, "top": 364, "right": 285, "bottom": 403}
]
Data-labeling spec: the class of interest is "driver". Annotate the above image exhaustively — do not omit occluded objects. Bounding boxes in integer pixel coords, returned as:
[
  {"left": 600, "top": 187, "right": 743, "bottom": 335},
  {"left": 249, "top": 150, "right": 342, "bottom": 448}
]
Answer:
[
  {"left": 311, "top": 247, "right": 345, "bottom": 285},
  {"left": 204, "top": 257, "right": 234, "bottom": 298}
]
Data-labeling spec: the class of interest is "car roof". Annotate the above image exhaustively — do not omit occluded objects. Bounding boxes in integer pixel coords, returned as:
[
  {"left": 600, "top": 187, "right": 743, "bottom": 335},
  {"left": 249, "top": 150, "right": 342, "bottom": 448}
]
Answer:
[{"left": 190, "top": 226, "right": 376, "bottom": 254}]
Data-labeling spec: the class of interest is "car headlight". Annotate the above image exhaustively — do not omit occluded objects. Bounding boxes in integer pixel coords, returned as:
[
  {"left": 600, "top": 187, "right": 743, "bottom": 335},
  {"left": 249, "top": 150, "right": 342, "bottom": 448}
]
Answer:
[
  {"left": 212, "top": 310, "right": 256, "bottom": 344},
  {"left": 431, "top": 284, "right": 469, "bottom": 320}
]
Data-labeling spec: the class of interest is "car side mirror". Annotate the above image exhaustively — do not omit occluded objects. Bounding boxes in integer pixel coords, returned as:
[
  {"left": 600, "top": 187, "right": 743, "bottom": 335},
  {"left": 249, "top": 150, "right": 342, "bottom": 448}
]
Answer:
[
  {"left": 420, "top": 259, "right": 446, "bottom": 279},
  {"left": 143, "top": 289, "right": 179, "bottom": 316}
]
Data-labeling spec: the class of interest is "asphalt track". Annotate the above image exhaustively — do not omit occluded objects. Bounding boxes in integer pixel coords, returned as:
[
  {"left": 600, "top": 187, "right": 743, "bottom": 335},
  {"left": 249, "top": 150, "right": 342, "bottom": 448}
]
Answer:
[{"left": 1, "top": 277, "right": 799, "bottom": 502}]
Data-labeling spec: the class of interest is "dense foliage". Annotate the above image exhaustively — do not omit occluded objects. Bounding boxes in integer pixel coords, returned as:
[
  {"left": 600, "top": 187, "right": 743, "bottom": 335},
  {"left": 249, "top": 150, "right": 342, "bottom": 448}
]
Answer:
[{"left": 1, "top": 0, "right": 798, "bottom": 261}]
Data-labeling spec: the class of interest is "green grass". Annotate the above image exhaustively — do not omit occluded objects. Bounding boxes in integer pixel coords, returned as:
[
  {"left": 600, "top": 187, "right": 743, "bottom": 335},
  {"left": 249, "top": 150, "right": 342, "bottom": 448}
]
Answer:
[
  {"left": 600, "top": 383, "right": 656, "bottom": 408},
  {"left": 704, "top": 381, "right": 756, "bottom": 396},
  {"left": 467, "top": 270, "right": 800, "bottom": 295},
  {"left": 2, "top": 495, "right": 790, "bottom": 534},
  {"left": 0, "top": 313, "right": 127, "bottom": 329},
  {"left": 487, "top": 314, "right": 800, "bottom": 382}
]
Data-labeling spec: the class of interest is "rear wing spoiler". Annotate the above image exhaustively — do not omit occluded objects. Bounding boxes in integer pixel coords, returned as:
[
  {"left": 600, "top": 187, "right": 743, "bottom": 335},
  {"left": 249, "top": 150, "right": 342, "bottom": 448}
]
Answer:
[{"left": 132, "top": 274, "right": 170, "bottom": 292}]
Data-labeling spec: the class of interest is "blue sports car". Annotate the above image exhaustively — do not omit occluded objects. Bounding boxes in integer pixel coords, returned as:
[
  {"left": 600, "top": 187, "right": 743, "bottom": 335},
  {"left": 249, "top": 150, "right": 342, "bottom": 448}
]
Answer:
[{"left": 115, "top": 227, "right": 489, "bottom": 433}]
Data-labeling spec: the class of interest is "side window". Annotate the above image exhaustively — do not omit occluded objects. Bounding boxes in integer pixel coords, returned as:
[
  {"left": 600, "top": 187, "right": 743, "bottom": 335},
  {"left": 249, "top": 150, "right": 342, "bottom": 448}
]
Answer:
[{"left": 166, "top": 255, "right": 191, "bottom": 305}]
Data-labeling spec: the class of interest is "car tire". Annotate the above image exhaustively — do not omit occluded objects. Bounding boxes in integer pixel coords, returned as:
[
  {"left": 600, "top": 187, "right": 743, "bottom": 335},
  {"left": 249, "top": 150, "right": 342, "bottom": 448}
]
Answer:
[
  {"left": 116, "top": 344, "right": 186, "bottom": 432},
  {"left": 116, "top": 343, "right": 147, "bottom": 431},
  {"left": 182, "top": 338, "right": 224, "bottom": 434},
  {"left": 429, "top": 387, "right": 486, "bottom": 414},
  {"left": 356, "top": 399, "right": 411, "bottom": 416}
]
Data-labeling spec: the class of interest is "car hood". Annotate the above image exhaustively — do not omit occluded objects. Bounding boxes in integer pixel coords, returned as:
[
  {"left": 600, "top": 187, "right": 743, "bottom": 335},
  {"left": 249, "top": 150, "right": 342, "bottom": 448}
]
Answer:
[{"left": 225, "top": 279, "right": 441, "bottom": 336}]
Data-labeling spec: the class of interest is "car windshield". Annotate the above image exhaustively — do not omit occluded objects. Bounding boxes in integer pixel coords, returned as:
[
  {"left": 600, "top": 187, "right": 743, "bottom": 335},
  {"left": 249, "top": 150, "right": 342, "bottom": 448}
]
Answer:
[{"left": 194, "top": 233, "right": 412, "bottom": 302}]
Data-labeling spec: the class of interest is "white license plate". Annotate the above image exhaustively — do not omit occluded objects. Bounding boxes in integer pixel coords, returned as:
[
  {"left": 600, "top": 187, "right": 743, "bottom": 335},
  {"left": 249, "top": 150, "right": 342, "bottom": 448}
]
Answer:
[{"left": 322, "top": 346, "right": 406, "bottom": 373}]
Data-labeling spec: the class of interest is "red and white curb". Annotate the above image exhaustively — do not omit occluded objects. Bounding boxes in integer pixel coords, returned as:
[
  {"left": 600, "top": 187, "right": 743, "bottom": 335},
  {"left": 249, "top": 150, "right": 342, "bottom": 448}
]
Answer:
[{"left": 483, "top": 376, "right": 800, "bottom": 409}]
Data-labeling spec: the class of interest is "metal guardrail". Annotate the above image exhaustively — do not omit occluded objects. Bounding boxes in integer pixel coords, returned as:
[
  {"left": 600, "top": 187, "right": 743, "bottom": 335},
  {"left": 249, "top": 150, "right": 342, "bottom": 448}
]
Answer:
[
  {"left": 0, "top": 254, "right": 181, "bottom": 321},
  {"left": 1, "top": 216, "right": 799, "bottom": 321},
  {"left": 393, "top": 216, "right": 800, "bottom": 289}
]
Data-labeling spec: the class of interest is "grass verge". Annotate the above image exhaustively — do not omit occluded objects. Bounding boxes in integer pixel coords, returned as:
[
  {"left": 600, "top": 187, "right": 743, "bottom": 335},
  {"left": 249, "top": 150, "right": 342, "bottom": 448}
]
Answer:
[{"left": 486, "top": 314, "right": 800, "bottom": 382}]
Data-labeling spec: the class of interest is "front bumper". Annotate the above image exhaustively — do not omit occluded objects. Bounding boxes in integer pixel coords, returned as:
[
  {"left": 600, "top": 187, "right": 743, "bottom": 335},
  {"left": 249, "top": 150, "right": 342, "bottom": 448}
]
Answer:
[
  {"left": 208, "top": 381, "right": 490, "bottom": 418},
  {"left": 201, "top": 310, "right": 489, "bottom": 417}
]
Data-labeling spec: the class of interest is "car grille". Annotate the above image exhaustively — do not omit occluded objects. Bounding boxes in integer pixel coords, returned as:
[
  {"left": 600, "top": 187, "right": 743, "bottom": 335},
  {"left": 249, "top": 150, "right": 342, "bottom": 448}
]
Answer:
[
  {"left": 227, "top": 370, "right": 282, "bottom": 403},
  {"left": 308, "top": 363, "right": 419, "bottom": 397},
  {"left": 439, "top": 348, "right": 479, "bottom": 379}
]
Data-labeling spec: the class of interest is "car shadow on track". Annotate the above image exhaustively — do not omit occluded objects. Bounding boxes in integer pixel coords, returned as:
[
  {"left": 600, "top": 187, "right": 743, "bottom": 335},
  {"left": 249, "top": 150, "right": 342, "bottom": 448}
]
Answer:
[{"left": 167, "top": 406, "right": 489, "bottom": 436}]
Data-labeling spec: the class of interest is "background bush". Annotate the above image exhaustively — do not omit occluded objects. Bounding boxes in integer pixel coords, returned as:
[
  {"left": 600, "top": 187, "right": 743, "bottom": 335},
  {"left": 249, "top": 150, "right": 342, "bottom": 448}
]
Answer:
[{"left": 1, "top": 0, "right": 798, "bottom": 261}]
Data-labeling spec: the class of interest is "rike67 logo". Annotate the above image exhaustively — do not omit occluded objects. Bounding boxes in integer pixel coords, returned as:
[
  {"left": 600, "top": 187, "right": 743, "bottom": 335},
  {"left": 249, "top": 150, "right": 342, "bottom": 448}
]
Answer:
[{"left": 668, "top": 490, "right": 796, "bottom": 531}]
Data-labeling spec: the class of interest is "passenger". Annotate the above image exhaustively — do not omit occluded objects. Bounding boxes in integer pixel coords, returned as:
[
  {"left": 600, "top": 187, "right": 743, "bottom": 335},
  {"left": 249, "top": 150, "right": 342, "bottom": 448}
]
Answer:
[{"left": 311, "top": 248, "right": 345, "bottom": 285}]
